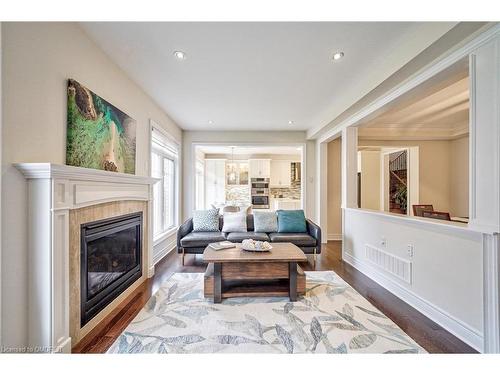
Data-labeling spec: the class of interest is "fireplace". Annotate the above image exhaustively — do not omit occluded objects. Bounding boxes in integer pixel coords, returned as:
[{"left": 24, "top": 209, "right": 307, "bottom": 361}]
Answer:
[{"left": 80, "top": 212, "right": 143, "bottom": 326}]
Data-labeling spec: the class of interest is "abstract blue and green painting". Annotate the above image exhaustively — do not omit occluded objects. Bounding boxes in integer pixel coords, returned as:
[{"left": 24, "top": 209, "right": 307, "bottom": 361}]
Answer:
[{"left": 66, "top": 79, "right": 136, "bottom": 174}]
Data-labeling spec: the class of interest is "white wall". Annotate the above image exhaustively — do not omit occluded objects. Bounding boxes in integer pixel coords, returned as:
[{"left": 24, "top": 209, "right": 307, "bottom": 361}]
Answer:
[
  {"left": 343, "top": 208, "right": 484, "bottom": 350},
  {"left": 183, "top": 131, "right": 316, "bottom": 221},
  {"left": 1, "top": 22, "right": 182, "bottom": 348},
  {"left": 335, "top": 31, "right": 500, "bottom": 352}
]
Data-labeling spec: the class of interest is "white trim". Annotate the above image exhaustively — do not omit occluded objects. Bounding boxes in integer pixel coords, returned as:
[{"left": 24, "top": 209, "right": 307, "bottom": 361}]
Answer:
[
  {"left": 469, "top": 53, "right": 477, "bottom": 224},
  {"left": 14, "top": 163, "right": 158, "bottom": 353},
  {"left": 483, "top": 233, "right": 500, "bottom": 353},
  {"left": 327, "top": 233, "right": 342, "bottom": 241},
  {"left": 149, "top": 120, "right": 182, "bottom": 238},
  {"left": 191, "top": 141, "right": 308, "bottom": 216},
  {"left": 153, "top": 239, "right": 177, "bottom": 265},
  {"left": 150, "top": 119, "right": 181, "bottom": 147},
  {"left": 153, "top": 226, "right": 177, "bottom": 246},
  {"left": 15, "top": 163, "right": 158, "bottom": 185},
  {"left": 312, "top": 24, "right": 500, "bottom": 143},
  {"left": 344, "top": 207, "right": 483, "bottom": 235},
  {"left": 343, "top": 252, "right": 484, "bottom": 352}
]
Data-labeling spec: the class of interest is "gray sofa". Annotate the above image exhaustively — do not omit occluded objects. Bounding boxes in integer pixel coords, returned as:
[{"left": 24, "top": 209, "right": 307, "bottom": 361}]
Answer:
[{"left": 177, "top": 214, "right": 321, "bottom": 265}]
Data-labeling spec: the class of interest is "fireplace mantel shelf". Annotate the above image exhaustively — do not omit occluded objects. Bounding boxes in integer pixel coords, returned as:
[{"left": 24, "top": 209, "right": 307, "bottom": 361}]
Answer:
[{"left": 15, "top": 163, "right": 159, "bottom": 185}]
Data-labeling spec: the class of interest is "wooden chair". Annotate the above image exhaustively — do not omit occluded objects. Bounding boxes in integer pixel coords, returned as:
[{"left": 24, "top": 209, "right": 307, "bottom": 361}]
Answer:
[
  {"left": 412, "top": 204, "right": 434, "bottom": 217},
  {"left": 422, "top": 210, "right": 451, "bottom": 221}
]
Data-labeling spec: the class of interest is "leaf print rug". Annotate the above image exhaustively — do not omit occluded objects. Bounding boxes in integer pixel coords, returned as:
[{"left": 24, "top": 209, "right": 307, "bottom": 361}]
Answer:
[{"left": 107, "top": 271, "right": 426, "bottom": 353}]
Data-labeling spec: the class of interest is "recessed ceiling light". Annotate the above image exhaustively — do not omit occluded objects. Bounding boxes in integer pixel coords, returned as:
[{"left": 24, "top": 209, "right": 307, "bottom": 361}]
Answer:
[
  {"left": 173, "top": 51, "right": 186, "bottom": 60},
  {"left": 332, "top": 51, "right": 344, "bottom": 61},
  {"left": 288, "top": 120, "right": 294, "bottom": 125},
  {"left": 208, "top": 120, "right": 213, "bottom": 125}
]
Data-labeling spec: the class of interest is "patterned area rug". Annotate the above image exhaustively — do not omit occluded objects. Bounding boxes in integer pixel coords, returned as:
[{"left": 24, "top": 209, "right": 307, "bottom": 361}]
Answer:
[{"left": 108, "top": 271, "right": 426, "bottom": 353}]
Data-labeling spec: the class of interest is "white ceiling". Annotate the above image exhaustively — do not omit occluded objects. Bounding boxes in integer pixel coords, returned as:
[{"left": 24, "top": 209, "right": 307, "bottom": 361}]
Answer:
[
  {"left": 358, "top": 72, "right": 469, "bottom": 140},
  {"left": 197, "top": 145, "right": 302, "bottom": 155},
  {"left": 80, "top": 22, "right": 456, "bottom": 132}
]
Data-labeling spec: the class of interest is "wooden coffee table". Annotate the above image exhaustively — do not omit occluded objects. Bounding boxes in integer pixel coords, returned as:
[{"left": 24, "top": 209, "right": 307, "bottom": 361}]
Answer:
[{"left": 203, "top": 242, "right": 307, "bottom": 303}]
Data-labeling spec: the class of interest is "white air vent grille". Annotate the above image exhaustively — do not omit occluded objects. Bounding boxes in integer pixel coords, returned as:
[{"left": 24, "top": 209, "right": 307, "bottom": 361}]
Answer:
[{"left": 365, "top": 244, "right": 412, "bottom": 284}]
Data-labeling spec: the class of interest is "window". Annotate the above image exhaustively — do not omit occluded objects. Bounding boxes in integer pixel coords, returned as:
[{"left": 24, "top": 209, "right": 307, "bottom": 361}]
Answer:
[
  {"left": 195, "top": 154, "right": 205, "bottom": 210},
  {"left": 151, "top": 125, "right": 179, "bottom": 239}
]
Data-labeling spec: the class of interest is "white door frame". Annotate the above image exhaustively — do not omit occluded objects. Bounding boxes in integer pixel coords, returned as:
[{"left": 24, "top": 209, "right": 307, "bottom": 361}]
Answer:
[{"left": 191, "top": 141, "right": 307, "bottom": 216}]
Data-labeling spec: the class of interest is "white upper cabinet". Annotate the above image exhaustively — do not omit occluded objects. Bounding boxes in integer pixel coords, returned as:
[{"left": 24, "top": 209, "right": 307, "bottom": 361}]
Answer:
[
  {"left": 270, "top": 160, "right": 292, "bottom": 187},
  {"left": 249, "top": 159, "right": 271, "bottom": 178},
  {"left": 205, "top": 159, "right": 226, "bottom": 207}
]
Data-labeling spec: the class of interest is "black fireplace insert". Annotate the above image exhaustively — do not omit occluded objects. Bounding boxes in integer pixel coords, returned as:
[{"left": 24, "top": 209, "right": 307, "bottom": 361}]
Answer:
[{"left": 80, "top": 212, "right": 142, "bottom": 326}]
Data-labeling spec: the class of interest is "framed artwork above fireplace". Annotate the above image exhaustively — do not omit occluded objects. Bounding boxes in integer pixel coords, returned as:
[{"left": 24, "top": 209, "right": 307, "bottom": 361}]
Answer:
[{"left": 66, "top": 79, "right": 137, "bottom": 174}]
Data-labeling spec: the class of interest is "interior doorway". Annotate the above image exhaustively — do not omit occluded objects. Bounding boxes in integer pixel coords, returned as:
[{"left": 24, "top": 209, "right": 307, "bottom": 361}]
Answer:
[{"left": 388, "top": 150, "right": 408, "bottom": 215}]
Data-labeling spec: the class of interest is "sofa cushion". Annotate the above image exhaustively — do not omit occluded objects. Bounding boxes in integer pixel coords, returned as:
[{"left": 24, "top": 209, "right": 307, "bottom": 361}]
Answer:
[
  {"left": 180, "top": 231, "right": 227, "bottom": 248},
  {"left": 222, "top": 211, "right": 247, "bottom": 233},
  {"left": 193, "top": 209, "right": 220, "bottom": 232},
  {"left": 226, "top": 232, "right": 270, "bottom": 242},
  {"left": 268, "top": 232, "right": 316, "bottom": 247},
  {"left": 277, "top": 210, "right": 307, "bottom": 233},
  {"left": 253, "top": 211, "right": 278, "bottom": 233}
]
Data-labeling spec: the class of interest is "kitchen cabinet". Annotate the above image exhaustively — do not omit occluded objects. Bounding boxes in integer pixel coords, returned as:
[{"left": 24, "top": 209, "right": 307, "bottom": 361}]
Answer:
[
  {"left": 226, "top": 161, "right": 249, "bottom": 185},
  {"left": 205, "top": 159, "right": 226, "bottom": 207},
  {"left": 270, "top": 160, "right": 292, "bottom": 187},
  {"left": 271, "top": 198, "right": 302, "bottom": 210},
  {"left": 249, "top": 159, "right": 271, "bottom": 178}
]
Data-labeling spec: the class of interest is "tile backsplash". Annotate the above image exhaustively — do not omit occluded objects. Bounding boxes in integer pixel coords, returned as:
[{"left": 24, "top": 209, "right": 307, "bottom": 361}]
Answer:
[
  {"left": 270, "top": 180, "right": 301, "bottom": 200},
  {"left": 225, "top": 185, "right": 251, "bottom": 205}
]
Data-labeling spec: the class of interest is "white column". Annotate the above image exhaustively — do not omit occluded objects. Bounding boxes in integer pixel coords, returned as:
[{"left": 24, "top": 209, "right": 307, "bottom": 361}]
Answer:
[
  {"left": 341, "top": 127, "right": 358, "bottom": 209},
  {"left": 483, "top": 234, "right": 500, "bottom": 353},
  {"left": 469, "top": 35, "right": 500, "bottom": 353},
  {"left": 469, "top": 37, "right": 500, "bottom": 234},
  {"left": 316, "top": 141, "right": 328, "bottom": 243}
]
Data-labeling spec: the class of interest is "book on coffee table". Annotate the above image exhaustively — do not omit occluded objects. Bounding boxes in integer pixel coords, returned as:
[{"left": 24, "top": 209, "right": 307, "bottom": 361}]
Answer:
[{"left": 208, "top": 241, "right": 236, "bottom": 250}]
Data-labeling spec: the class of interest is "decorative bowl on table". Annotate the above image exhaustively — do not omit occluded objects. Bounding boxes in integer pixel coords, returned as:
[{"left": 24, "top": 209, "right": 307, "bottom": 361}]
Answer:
[{"left": 241, "top": 239, "right": 272, "bottom": 252}]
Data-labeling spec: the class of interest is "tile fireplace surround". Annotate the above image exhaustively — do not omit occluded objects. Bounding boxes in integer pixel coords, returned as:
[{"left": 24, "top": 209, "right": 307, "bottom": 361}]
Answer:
[{"left": 15, "top": 163, "right": 158, "bottom": 353}]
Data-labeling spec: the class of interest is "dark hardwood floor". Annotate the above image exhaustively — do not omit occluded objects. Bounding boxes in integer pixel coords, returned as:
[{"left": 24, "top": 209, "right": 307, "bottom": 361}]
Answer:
[{"left": 72, "top": 241, "right": 477, "bottom": 353}]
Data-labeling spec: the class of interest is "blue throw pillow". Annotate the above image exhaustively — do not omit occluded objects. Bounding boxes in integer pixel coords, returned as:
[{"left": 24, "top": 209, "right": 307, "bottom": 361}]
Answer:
[{"left": 277, "top": 210, "right": 307, "bottom": 233}]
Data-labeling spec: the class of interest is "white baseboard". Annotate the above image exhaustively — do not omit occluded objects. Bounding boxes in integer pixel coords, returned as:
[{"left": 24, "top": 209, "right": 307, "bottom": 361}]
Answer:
[
  {"left": 343, "top": 251, "right": 484, "bottom": 352},
  {"left": 327, "top": 233, "right": 342, "bottom": 241},
  {"left": 153, "top": 239, "right": 176, "bottom": 265}
]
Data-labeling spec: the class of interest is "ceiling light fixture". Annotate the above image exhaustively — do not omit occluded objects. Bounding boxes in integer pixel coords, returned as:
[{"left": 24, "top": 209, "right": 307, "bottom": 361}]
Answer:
[
  {"left": 173, "top": 51, "right": 186, "bottom": 60},
  {"left": 332, "top": 51, "right": 344, "bottom": 61},
  {"left": 288, "top": 120, "right": 294, "bottom": 125},
  {"left": 208, "top": 120, "right": 213, "bottom": 125}
]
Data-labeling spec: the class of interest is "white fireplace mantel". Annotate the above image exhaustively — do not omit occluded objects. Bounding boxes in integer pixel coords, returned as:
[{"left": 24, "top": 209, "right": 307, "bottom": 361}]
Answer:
[{"left": 15, "top": 163, "right": 159, "bottom": 353}]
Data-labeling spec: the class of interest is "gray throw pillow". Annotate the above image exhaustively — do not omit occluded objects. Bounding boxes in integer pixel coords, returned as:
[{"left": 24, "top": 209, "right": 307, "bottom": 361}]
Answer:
[
  {"left": 222, "top": 211, "right": 247, "bottom": 233},
  {"left": 192, "top": 209, "right": 220, "bottom": 232},
  {"left": 253, "top": 211, "right": 278, "bottom": 233}
]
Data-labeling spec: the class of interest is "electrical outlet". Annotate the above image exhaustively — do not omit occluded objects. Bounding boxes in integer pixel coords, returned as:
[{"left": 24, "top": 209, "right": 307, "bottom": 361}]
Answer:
[
  {"left": 380, "top": 237, "right": 387, "bottom": 247},
  {"left": 407, "top": 244, "right": 414, "bottom": 258}
]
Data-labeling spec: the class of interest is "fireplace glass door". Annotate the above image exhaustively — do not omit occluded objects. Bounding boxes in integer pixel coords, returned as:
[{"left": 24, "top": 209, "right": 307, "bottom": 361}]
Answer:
[{"left": 81, "top": 212, "right": 142, "bottom": 326}]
